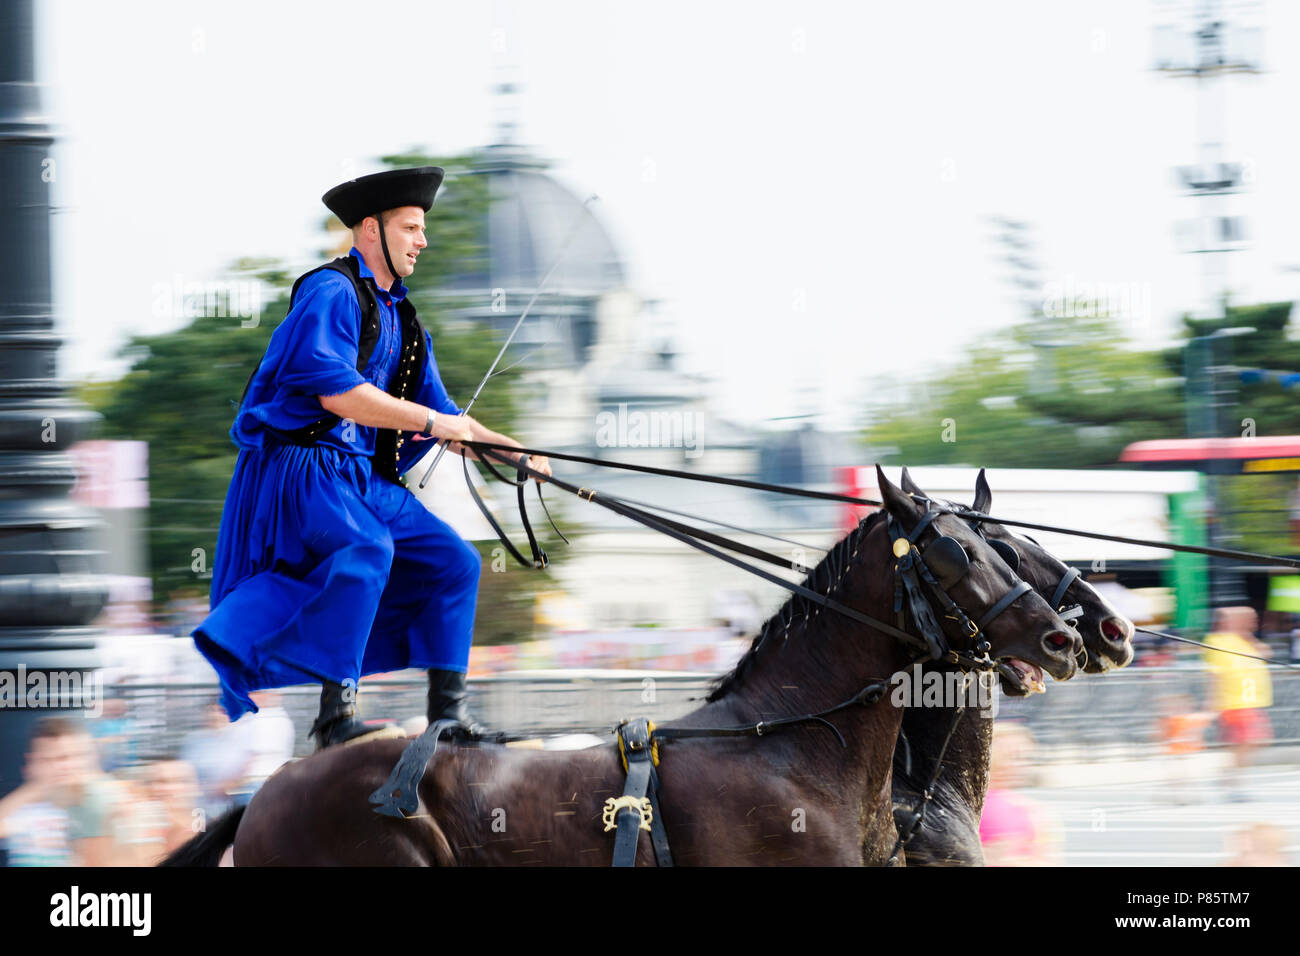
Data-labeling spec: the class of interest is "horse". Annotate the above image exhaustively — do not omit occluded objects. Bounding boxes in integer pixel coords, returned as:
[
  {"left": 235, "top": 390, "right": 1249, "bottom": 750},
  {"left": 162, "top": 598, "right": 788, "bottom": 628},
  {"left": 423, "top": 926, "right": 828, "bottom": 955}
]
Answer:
[
  {"left": 885, "top": 468, "right": 1135, "bottom": 866},
  {"left": 162, "top": 466, "right": 1083, "bottom": 866}
]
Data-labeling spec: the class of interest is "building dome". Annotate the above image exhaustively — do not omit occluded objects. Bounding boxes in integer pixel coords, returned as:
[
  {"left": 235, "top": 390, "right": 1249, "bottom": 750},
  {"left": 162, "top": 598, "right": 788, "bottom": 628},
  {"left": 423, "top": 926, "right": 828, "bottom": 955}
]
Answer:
[{"left": 447, "top": 145, "right": 625, "bottom": 296}]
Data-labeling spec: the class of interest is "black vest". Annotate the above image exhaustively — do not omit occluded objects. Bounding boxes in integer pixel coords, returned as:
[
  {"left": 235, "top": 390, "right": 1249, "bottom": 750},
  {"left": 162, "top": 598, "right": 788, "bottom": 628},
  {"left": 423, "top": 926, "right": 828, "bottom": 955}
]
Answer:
[{"left": 237, "top": 256, "right": 431, "bottom": 483}]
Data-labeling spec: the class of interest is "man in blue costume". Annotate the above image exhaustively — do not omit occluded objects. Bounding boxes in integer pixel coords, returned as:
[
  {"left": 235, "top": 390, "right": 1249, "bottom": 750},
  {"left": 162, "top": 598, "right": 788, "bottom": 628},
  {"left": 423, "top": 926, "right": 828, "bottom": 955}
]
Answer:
[{"left": 193, "top": 166, "right": 551, "bottom": 750}]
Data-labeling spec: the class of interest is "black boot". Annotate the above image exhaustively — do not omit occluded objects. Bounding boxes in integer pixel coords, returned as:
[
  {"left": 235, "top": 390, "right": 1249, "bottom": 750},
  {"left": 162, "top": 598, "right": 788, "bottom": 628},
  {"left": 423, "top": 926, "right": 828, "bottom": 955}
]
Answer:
[
  {"left": 426, "top": 668, "right": 489, "bottom": 740},
  {"left": 309, "top": 681, "right": 396, "bottom": 751}
]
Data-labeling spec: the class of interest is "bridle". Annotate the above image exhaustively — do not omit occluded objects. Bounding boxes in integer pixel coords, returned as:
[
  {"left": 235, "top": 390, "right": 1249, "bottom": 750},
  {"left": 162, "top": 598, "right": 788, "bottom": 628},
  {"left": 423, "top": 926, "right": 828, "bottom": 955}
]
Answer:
[
  {"left": 886, "top": 507, "right": 1034, "bottom": 670},
  {"left": 886, "top": 499, "right": 1083, "bottom": 864},
  {"left": 881, "top": 504, "right": 1032, "bottom": 866},
  {"left": 938, "top": 500, "right": 1085, "bottom": 629}
]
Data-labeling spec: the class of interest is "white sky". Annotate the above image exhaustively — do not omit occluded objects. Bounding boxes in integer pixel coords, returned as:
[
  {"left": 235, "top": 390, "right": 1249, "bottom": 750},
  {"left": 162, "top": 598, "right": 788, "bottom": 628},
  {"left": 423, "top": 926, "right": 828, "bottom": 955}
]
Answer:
[{"left": 38, "top": 0, "right": 1300, "bottom": 430}]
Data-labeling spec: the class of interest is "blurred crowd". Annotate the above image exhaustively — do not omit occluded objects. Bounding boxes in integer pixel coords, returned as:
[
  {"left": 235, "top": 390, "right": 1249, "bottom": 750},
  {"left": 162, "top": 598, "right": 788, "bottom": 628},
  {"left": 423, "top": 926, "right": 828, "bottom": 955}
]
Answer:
[
  {"left": 0, "top": 690, "right": 294, "bottom": 867},
  {"left": 980, "top": 604, "right": 1292, "bottom": 866}
]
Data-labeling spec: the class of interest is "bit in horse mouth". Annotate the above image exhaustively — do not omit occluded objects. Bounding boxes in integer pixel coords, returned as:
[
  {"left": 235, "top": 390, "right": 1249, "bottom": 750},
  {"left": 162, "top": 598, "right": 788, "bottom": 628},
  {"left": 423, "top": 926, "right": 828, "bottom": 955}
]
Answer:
[{"left": 999, "top": 658, "right": 1045, "bottom": 695}]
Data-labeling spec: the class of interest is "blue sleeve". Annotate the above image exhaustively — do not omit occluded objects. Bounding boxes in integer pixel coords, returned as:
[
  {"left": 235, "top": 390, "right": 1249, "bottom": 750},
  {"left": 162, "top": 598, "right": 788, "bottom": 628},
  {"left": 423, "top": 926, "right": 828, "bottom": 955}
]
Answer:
[{"left": 276, "top": 272, "right": 369, "bottom": 399}]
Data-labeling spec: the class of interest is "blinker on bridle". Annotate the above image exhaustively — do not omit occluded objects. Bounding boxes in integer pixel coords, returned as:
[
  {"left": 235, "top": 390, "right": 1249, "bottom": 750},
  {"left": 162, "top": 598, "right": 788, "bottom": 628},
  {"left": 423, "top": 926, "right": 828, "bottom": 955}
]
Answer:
[
  {"left": 887, "top": 507, "right": 1033, "bottom": 668},
  {"left": 952, "top": 505, "right": 1085, "bottom": 629}
]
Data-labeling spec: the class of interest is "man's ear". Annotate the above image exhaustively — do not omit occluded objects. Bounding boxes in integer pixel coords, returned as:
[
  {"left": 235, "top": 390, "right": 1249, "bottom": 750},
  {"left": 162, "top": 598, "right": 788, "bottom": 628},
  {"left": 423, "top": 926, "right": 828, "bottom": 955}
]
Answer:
[
  {"left": 973, "top": 467, "right": 992, "bottom": 514},
  {"left": 877, "top": 465, "right": 925, "bottom": 525}
]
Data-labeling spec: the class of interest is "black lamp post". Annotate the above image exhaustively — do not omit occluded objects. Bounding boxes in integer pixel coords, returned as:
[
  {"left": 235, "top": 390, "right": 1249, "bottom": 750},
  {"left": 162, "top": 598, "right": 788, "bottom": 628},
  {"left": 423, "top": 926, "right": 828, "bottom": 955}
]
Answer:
[{"left": 0, "top": 0, "right": 110, "bottom": 797}]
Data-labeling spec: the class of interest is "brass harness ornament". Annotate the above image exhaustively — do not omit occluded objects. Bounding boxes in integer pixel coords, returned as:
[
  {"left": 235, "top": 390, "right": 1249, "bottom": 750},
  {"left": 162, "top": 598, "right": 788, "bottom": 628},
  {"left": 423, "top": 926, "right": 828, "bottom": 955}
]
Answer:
[{"left": 602, "top": 796, "right": 653, "bottom": 833}]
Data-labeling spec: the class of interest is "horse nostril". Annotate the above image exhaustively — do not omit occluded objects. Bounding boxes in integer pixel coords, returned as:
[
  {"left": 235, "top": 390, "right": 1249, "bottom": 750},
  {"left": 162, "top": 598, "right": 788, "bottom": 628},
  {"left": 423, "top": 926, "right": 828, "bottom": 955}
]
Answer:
[
  {"left": 1045, "top": 631, "right": 1071, "bottom": 652},
  {"left": 1101, "top": 617, "right": 1131, "bottom": 643}
]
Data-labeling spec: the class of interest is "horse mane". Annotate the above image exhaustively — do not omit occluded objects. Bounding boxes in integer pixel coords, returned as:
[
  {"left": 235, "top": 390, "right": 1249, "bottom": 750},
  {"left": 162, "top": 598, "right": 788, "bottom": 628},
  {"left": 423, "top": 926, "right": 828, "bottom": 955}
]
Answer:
[{"left": 706, "top": 509, "right": 887, "bottom": 702}]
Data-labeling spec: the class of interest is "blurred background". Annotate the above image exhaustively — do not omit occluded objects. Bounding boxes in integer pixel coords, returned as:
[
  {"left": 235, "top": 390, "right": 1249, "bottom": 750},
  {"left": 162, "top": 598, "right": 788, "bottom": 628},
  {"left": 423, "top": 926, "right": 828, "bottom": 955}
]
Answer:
[{"left": 1, "top": 0, "right": 1298, "bottom": 866}]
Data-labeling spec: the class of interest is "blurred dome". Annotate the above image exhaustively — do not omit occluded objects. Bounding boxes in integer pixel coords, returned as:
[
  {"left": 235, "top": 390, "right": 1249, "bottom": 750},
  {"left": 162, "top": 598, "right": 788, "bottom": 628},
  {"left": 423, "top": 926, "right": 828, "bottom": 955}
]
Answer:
[{"left": 448, "top": 145, "right": 625, "bottom": 295}]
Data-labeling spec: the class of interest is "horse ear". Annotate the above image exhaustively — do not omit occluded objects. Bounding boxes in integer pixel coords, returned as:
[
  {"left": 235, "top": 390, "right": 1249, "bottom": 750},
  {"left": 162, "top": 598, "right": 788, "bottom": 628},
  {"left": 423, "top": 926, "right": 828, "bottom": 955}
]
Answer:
[
  {"left": 973, "top": 468, "right": 992, "bottom": 513},
  {"left": 877, "top": 465, "right": 923, "bottom": 522},
  {"left": 900, "top": 467, "right": 924, "bottom": 498}
]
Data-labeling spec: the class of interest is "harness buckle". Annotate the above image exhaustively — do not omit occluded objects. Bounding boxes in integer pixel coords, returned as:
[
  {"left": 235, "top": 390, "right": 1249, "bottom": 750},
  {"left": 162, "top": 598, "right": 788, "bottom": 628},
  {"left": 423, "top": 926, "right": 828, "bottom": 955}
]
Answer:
[{"left": 616, "top": 718, "right": 659, "bottom": 771}]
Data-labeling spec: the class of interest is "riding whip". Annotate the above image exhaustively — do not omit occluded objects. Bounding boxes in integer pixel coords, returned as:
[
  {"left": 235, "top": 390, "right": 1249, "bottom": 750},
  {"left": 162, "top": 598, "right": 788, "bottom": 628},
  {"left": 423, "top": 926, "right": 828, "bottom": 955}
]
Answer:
[{"left": 416, "top": 193, "right": 600, "bottom": 489}]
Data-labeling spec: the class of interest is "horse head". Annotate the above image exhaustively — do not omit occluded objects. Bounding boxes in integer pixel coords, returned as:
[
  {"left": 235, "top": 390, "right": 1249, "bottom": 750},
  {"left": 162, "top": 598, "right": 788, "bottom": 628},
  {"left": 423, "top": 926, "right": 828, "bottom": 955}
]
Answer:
[
  {"left": 899, "top": 466, "right": 1135, "bottom": 688},
  {"left": 878, "top": 466, "right": 1081, "bottom": 685},
  {"left": 968, "top": 468, "right": 1134, "bottom": 675}
]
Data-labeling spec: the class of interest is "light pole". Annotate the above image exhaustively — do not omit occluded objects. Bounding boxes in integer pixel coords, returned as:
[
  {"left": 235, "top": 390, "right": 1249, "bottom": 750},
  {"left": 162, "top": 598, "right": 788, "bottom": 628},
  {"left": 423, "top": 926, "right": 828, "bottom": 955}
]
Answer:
[
  {"left": 0, "top": 0, "right": 109, "bottom": 800},
  {"left": 1185, "top": 326, "right": 1255, "bottom": 608}
]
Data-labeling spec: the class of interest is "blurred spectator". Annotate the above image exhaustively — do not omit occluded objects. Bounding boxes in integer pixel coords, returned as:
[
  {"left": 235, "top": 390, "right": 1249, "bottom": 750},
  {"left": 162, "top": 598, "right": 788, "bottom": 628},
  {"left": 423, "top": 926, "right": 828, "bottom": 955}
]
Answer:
[
  {"left": 1224, "top": 822, "right": 1291, "bottom": 867},
  {"left": 181, "top": 702, "right": 250, "bottom": 817},
  {"left": 1155, "top": 693, "right": 1212, "bottom": 804},
  {"left": 0, "top": 719, "right": 77, "bottom": 866},
  {"left": 0, "top": 717, "right": 130, "bottom": 865},
  {"left": 1204, "top": 606, "right": 1273, "bottom": 800},
  {"left": 979, "top": 722, "right": 1062, "bottom": 866},
  {"left": 225, "top": 690, "right": 295, "bottom": 807},
  {"left": 89, "top": 696, "right": 137, "bottom": 773},
  {"left": 119, "top": 760, "right": 201, "bottom": 865},
  {"left": 1134, "top": 632, "right": 1175, "bottom": 668}
]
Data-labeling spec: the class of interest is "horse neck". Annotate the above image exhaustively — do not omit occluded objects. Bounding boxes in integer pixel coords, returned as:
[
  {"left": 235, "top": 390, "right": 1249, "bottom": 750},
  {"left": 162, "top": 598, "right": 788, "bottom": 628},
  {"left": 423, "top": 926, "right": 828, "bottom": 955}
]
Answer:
[
  {"left": 684, "top": 521, "right": 912, "bottom": 773},
  {"left": 900, "top": 694, "right": 994, "bottom": 813}
]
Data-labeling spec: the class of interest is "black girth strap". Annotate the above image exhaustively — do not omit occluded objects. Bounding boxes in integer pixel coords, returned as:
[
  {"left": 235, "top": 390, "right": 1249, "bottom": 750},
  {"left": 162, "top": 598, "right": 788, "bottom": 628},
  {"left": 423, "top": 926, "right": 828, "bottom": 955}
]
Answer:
[{"left": 609, "top": 719, "right": 673, "bottom": 867}]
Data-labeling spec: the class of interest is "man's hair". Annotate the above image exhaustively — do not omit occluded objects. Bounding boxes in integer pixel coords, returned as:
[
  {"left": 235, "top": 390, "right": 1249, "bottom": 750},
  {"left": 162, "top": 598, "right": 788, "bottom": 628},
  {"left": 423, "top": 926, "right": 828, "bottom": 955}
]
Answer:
[
  {"left": 351, "top": 210, "right": 389, "bottom": 237},
  {"left": 28, "top": 716, "right": 84, "bottom": 746}
]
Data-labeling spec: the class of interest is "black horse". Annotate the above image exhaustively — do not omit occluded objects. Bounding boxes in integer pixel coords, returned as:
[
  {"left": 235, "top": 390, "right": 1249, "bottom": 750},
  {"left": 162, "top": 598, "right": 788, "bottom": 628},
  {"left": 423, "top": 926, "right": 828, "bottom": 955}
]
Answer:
[
  {"left": 163, "top": 466, "right": 1081, "bottom": 866},
  {"left": 885, "top": 468, "right": 1134, "bottom": 866}
]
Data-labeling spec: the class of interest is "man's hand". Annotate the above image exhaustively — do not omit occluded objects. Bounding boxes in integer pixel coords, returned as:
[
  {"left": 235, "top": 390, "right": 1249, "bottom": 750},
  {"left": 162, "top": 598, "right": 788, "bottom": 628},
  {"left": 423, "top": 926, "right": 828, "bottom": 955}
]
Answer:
[
  {"left": 431, "top": 413, "right": 476, "bottom": 444},
  {"left": 518, "top": 453, "right": 552, "bottom": 485}
]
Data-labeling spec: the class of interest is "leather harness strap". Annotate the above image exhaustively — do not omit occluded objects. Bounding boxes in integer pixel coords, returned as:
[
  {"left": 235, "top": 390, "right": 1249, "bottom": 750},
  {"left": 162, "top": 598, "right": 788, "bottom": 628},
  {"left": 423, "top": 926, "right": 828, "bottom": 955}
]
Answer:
[
  {"left": 368, "top": 718, "right": 465, "bottom": 819},
  {"left": 609, "top": 719, "right": 673, "bottom": 867}
]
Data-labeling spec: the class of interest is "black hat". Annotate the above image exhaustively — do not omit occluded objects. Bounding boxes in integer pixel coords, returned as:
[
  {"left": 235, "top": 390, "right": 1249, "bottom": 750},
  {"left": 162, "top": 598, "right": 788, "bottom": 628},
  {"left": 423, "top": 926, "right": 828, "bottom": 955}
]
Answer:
[{"left": 322, "top": 166, "right": 444, "bottom": 227}]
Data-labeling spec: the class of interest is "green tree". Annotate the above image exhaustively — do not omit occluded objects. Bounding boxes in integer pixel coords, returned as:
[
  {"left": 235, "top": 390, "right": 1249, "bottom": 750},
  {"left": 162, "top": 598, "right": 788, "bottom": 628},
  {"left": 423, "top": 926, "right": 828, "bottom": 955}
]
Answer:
[
  {"left": 867, "top": 311, "right": 1183, "bottom": 468},
  {"left": 863, "top": 300, "right": 1300, "bottom": 556}
]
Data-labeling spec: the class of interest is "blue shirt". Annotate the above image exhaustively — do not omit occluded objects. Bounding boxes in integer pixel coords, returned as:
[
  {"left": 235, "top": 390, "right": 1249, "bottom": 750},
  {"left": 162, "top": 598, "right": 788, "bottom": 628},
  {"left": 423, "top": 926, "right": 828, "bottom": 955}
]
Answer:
[{"left": 232, "top": 248, "right": 461, "bottom": 472}]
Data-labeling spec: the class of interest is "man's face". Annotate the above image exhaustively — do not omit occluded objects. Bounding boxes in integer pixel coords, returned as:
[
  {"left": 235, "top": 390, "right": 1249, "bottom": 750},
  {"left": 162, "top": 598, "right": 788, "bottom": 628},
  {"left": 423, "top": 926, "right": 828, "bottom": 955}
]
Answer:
[
  {"left": 26, "top": 733, "right": 90, "bottom": 793},
  {"left": 376, "top": 206, "right": 428, "bottom": 278}
]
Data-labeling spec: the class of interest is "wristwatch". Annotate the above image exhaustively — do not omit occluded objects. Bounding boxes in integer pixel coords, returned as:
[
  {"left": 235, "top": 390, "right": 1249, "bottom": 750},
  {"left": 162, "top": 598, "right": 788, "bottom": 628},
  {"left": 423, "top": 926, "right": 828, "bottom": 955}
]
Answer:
[{"left": 422, "top": 409, "right": 437, "bottom": 436}]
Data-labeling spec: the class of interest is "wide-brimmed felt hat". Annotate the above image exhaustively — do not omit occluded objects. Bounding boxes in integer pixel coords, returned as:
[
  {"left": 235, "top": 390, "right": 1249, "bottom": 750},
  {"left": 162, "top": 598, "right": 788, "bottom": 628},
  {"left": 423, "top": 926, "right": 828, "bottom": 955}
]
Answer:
[{"left": 322, "top": 166, "right": 444, "bottom": 227}]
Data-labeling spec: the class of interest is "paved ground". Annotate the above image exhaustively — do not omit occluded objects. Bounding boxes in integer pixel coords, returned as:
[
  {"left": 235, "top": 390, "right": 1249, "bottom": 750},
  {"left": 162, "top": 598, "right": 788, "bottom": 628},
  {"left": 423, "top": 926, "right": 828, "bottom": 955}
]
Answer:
[{"left": 1023, "top": 761, "right": 1300, "bottom": 866}]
